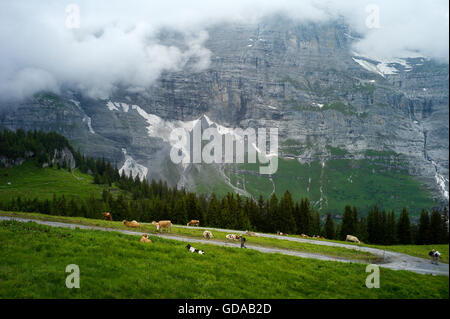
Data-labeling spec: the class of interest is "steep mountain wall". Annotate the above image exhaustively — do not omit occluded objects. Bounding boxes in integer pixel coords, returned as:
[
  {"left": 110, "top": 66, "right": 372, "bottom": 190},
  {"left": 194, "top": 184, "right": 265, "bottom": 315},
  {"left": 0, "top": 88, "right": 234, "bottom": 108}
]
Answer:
[{"left": 1, "top": 16, "right": 448, "bottom": 212}]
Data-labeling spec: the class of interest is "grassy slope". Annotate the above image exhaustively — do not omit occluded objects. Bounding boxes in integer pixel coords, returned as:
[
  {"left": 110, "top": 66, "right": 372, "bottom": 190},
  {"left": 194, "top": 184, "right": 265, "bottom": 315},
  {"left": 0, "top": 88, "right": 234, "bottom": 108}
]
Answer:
[
  {"left": 0, "top": 211, "right": 378, "bottom": 262},
  {"left": 0, "top": 160, "right": 108, "bottom": 202},
  {"left": 227, "top": 156, "right": 436, "bottom": 215},
  {"left": 0, "top": 219, "right": 448, "bottom": 299},
  {"left": 1, "top": 211, "right": 448, "bottom": 264},
  {"left": 191, "top": 164, "right": 235, "bottom": 197},
  {"left": 364, "top": 244, "right": 449, "bottom": 264}
]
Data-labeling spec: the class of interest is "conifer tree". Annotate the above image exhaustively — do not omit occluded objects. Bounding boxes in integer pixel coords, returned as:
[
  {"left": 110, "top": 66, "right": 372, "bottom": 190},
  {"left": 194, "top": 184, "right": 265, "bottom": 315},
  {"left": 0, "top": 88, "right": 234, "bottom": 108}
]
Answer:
[
  {"left": 340, "top": 205, "right": 356, "bottom": 240},
  {"left": 324, "top": 213, "right": 335, "bottom": 239},
  {"left": 442, "top": 207, "right": 449, "bottom": 243},
  {"left": 386, "top": 211, "right": 396, "bottom": 245},
  {"left": 357, "top": 216, "right": 369, "bottom": 243},
  {"left": 267, "top": 193, "right": 279, "bottom": 233},
  {"left": 297, "top": 198, "right": 312, "bottom": 235},
  {"left": 397, "top": 208, "right": 412, "bottom": 244},
  {"left": 417, "top": 209, "right": 431, "bottom": 244},
  {"left": 430, "top": 209, "right": 443, "bottom": 244},
  {"left": 173, "top": 198, "right": 188, "bottom": 224},
  {"left": 278, "top": 191, "right": 297, "bottom": 233},
  {"left": 367, "top": 206, "right": 380, "bottom": 244},
  {"left": 311, "top": 211, "right": 321, "bottom": 236}
]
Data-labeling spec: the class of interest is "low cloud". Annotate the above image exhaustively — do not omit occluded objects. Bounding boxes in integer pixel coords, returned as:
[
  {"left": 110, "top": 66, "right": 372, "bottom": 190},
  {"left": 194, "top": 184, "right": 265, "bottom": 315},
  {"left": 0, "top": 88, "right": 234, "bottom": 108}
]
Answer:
[{"left": 0, "top": 0, "right": 448, "bottom": 101}]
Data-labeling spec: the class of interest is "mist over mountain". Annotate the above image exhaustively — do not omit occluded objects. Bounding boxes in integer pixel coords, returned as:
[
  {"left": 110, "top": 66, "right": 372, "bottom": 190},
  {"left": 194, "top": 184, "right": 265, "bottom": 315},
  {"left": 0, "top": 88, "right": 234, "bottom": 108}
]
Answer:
[{"left": 0, "top": 0, "right": 448, "bottom": 101}]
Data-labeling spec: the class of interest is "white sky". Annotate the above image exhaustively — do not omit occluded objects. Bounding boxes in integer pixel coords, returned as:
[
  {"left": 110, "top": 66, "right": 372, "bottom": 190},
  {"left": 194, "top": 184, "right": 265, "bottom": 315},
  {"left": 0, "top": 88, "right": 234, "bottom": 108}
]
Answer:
[{"left": 0, "top": 0, "right": 448, "bottom": 101}]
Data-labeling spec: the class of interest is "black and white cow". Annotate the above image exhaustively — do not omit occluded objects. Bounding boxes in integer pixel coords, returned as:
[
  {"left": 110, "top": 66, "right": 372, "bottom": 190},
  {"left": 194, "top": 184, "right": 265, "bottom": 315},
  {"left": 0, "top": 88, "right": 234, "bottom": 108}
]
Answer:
[{"left": 186, "top": 244, "right": 205, "bottom": 255}]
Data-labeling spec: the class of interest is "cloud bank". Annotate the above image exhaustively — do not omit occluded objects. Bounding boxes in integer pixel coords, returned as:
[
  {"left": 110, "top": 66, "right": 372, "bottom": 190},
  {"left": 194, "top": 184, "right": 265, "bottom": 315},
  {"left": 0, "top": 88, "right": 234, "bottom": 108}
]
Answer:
[{"left": 0, "top": 0, "right": 448, "bottom": 101}]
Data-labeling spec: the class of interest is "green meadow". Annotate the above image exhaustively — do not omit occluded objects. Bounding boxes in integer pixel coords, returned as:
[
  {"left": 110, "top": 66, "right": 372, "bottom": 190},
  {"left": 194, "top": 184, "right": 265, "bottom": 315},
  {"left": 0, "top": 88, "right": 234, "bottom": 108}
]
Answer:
[
  {"left": 0, "top": 161, "right": 108, "bottom": 202},
  {"left": 226, "top": 155, "right": 436, "bottom": 215},
  {"left": 0, "top": 219, "right": 448, "bottom": 299},
  {"left": 0, "top": 211, "right": 379, "bottom": 262}
]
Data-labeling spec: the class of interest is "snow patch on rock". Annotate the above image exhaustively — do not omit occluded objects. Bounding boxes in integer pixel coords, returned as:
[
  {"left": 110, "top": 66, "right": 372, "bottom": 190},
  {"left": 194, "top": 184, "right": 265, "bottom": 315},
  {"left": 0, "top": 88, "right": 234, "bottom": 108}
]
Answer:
[
  {"left": 119, "top": 148, "right": 148, "bottom": 181},
  {"left": 106, "top": 101, "right": 119, "bottom": 111},
  {"left": 352, "top": 52, "right": 418, "bottom": 77},
  {"left": 82, "top": 116, "right": 95, "bottom": 134}
]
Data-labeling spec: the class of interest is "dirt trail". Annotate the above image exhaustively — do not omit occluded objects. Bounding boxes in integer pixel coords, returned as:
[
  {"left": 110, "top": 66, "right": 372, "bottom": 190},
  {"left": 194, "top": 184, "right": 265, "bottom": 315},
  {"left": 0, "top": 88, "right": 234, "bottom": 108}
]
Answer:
[{"left": 1, "top": 216, "right": 448, "bottom": 276}]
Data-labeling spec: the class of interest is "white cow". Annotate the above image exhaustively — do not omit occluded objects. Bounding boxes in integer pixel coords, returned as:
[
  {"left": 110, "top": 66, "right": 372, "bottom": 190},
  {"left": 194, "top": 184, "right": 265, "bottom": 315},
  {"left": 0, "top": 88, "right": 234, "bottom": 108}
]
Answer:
[
  {"left": 346, "top": 235, "right": 360, "bottom": 243},
  {"left": 203, "top": 231, "right": 214, "bottom": 239}
]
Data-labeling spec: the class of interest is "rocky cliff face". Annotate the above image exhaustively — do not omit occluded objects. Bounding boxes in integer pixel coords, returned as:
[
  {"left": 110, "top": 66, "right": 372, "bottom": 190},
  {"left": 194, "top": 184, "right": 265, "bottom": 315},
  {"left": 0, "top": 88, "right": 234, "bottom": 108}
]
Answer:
[{"left": 0, "top": 16, "right": 448, "bottom": 212}]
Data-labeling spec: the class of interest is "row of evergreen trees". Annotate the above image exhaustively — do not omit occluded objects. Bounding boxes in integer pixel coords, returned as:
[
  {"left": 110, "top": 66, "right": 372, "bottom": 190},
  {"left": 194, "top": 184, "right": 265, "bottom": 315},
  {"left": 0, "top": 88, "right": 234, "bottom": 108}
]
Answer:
[
  {"left": 3, "top": 187, "right": 448, "bottom": 245},
  {"left": 335, "top": 205, "right": 449, "bottom": 245}
]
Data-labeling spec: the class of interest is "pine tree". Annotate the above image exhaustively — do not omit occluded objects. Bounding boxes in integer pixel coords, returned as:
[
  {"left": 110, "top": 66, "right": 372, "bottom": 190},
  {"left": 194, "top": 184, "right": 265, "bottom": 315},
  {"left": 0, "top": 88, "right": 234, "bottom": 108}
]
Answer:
[
  {"left": 417, "top": 209, "right": 431, "bottom": 244},
  {"left": 113, "top": 194, "right": 130, "bottom": 221},
  {"left": 257, "top": 195, "right": 270, "bottom": 232},
  {"left": 386, "top": 211, "right": 396, "bottom": 245},
  {"left": 297, "top": 198, "right": 312, "bottom": 235},
  {"left": 430, "top": 209, "right": 443, "bottom": 244},
  {"left": 379, "top": 210, "right": 387, "bottom": 245},
  {"left": 172, "top": 198, "right": 187, "bottom": 224},
  {"left": 185, "top": 193, "right": 200, "bottom": 221},
  {"left": 367, "top": 206, "right": 381, "bottom": 244},
  {"left": 352, "top": 206, "right": 358, "bottom": 230},
  {"left": 357, "top": 217, "right": 369, "bottom": 243},
  {"left": 340, "top": 205, "right": 356, "bottom": 241},
  {"left": 397, "top": 208, "right": 412, "bottom": 244},
  {"left": 267, "top": 194, "right": 279, "bottom": 233},
  {"left": 206, "top": 194, "right": 220, "bottom": 227},
  {"left": 442, "top": 207, "right": 449, "bottom": 243},
  {"left": 324, "top": 213, "right": 335, "bottom": 239},
  {"left": 311, "top": 211, "right": 321, "bottom": 236},
  {"left": 278, "top": 191, "right": 297, "bottom": 233},
  {"left": 247, "top": 197, "right": 262, "bottom": 231}
]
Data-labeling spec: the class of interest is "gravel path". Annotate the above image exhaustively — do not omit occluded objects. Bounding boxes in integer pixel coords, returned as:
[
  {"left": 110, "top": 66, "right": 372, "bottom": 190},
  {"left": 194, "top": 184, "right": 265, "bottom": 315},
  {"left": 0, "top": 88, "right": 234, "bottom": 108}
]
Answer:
[{"left": 1, "top": 216, "right": 448, "bottom": 276}]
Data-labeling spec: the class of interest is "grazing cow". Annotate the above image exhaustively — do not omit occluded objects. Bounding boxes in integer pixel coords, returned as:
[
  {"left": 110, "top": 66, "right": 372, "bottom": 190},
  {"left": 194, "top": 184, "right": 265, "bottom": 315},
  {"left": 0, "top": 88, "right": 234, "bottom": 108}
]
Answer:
[
  {"left": 277, "top": 231, "right": 288, "bottom": 236},
  {"left": 140, "top": 234, "right": 152, "bottom": 243},
  {"left": 226, "top": 234, "right": 242, "bottom": 240},
  {"left": 244, "top": 230, "right": 259, "bottom": 237},
  {"left": 103, "top": 212, "right": 112, "bottom": 221},
  {"left": 152, "top": 220, "right": 172, "bottom": 233},
  {"left": 346, "top": 235, "right": 360, "bottom": 244},
  {"left": 300, "top": 234, "right": 308, "bottom": 238},
  {"left": 123, "top": 220, "right": 140, "bottom": 228},
  {"left": 203, "top": 230, "right": 214, "bottom": 239},
  {"left": 186, "top": 244, "right": 205, "bottom": 255},
  {"left": 187, "top": 220, "right": 200, "bottom": 226}
]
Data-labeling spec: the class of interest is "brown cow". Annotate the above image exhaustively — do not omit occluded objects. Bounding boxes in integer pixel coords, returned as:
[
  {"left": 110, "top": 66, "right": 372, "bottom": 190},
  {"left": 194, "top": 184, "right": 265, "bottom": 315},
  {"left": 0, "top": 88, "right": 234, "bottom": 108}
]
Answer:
[
  {"left": 226, "top": 234, "right": 239, "bottom": 240},
  {"left": 187, "top": 220, "right": 200, "bottom": 226},
  {"left": 103, "top": 212, "right": 112, "bottom": 221},
  {"left": 277, "top": 231, "right": 288, "bottom": 236},
  {"left": 123, "top": 220, "right": 140, "bottom": 228},
  {"left": 152, "top": 220, "right": 172, "bottom": 233},
  {"left": 300, "top": 234, "right": 309, "bottom": 238},
  {"left": 140, "top": 234, "right": 152, "bottom": 243}
]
